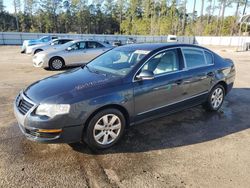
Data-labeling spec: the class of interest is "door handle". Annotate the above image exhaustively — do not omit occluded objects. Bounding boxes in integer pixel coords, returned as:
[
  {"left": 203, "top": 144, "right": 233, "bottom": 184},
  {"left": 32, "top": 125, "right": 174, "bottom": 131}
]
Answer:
[
  {"left": 207, "top": 72, "right": 215, "bottom": 77},
  {"left": 175, "top": 79, "right": 183, "bottom": 85}
]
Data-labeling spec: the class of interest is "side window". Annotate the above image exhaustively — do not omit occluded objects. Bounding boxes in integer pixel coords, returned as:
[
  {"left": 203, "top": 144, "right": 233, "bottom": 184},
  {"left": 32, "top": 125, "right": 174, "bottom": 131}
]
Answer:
[
  {"left": 56, "top": 40, "right": 64, "bottom": 45},
  {"left": 79, "top": 42, "right": 86, "bottom": 49},
  {"left": 42, "top": 37, "right": 50, "bottom": 42},
  {"left": 70, "top": 42, "right": 85, "bottom": 50},
  {"left": 51, "top": 40, "right": 59, "bottom": 45},
  {"left": 182, "top": 48, "right": 206, "bottom": 68},
  {"left": 142, "top": 49, "right": 180, "bottom": 75},
  {"left": 70, "top": 43, "right": 79, "bottom": 50},
  {"left": 87, "top": 41, "right": 104, "bottom": 49},
  {"left": 204, "top": 51, "right": 213, "bottom": 65},
  {"left": 58, "top": 40, "right": 70, "bottom": 44}
]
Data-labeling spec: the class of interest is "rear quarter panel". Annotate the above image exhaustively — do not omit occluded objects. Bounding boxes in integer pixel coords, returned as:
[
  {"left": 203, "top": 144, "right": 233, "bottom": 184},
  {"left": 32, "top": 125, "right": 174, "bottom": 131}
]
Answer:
[{"left": 212, "top": 53, "right": 235, "bottom": 93}]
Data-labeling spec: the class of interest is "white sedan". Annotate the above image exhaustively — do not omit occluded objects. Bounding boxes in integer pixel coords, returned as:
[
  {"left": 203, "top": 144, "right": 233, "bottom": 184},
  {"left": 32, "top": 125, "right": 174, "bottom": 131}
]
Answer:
[
  {"left": 26, "top": 38, "right": 73, "bottom": 55},
  {"left": 33, "top": 40, "right": 112, "bottom": 70}
]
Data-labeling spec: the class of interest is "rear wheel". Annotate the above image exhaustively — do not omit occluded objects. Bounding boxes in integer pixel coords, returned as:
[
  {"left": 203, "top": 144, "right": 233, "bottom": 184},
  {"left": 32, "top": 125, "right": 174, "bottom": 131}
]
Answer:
[
  {"left": 203, "top": 84, "right": 225, "bottom": 111},
  {"left": 84, "top": 109, "right": 126, "bottom": 150},
  {"left": 49, "top": 57, "right": 64, "bottom": 70}
]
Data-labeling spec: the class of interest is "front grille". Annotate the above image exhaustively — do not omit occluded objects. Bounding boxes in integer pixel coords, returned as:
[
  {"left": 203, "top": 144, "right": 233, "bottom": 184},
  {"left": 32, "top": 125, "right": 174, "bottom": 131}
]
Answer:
[{"left": 16, "top": 94, "right": 34, "bottom": 115}]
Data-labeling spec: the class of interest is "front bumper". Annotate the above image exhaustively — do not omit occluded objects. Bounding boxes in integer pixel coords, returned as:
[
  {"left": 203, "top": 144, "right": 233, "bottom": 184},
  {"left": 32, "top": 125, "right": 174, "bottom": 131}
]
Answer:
[
  {"left": 25, "top": 47, "right": 33, "bottom": 54},
  {"left": 32, "top": 56, "right": 47, "bottom": 68},
  {"left": 14, "top": 92, "right": 83, "bottom": 143}
]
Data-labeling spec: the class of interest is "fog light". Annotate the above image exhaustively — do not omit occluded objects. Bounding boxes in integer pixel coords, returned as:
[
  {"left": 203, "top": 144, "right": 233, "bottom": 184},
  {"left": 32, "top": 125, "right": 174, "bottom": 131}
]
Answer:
[{"left": 37, "top": 129, "right": 63, "bottom": 133}]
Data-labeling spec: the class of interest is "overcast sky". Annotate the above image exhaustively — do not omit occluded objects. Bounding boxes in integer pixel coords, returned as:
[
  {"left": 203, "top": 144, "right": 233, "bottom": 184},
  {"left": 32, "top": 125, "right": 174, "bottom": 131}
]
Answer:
[{"left": 3, "top": 0, "right": 249, "bottom": 17}]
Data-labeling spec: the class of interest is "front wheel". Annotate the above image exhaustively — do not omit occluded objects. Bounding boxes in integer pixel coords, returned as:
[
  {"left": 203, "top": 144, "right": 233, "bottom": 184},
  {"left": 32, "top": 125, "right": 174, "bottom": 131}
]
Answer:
[
  {"left": 203, "top": 84, "right": 225, "bottom": 111},
  {"left": 49, "top": 57, "right": 64, "bottom": 70},
  {"left": 85, "top": 109, "right": 126, "bottom": 150}
]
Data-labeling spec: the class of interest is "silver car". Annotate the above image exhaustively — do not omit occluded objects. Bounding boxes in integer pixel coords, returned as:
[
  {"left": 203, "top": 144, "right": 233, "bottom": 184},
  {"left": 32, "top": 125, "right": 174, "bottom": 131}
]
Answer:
[
  {"left": 26, "top": 38, "right": 73, "bottom": 55},
  {"left": 33, "top": 40, "right": 112, "bottom": 70},
  {"left": 21, "top": 36, "right": 58, "bottom": 53}
]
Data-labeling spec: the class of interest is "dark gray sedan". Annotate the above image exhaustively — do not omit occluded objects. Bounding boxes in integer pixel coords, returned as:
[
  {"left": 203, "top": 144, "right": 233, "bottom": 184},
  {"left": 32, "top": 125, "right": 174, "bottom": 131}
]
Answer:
[{"left": 14, "top": 43, "right": 235, "bottom": 149}]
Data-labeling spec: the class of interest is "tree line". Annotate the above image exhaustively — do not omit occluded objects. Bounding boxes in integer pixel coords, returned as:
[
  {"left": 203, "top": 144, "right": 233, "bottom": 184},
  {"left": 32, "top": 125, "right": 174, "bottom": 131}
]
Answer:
[{"left": 0, "top": 0, "right": 249, "bottom": 36}]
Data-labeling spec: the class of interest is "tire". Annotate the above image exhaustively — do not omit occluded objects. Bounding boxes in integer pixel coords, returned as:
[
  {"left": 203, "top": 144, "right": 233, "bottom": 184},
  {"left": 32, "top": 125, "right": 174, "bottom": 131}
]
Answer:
[
  {"left": 49, "top": 57, "right": 64, "bottom": 70},
  {"left": 84, "top": 109, "right": 126, "bottom": 150},
  {"left": 34, "top": 49, "right": 43, "bottom": 54},
  {"left": 203, "top": 84, "right": 225, "bottom": 111}
]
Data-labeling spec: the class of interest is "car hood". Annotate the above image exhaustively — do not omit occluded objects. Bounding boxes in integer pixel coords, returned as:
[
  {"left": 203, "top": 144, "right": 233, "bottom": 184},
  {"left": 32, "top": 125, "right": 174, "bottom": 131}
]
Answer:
[{"left": 24, "top": 67, "right": 123, "bottom": 104}]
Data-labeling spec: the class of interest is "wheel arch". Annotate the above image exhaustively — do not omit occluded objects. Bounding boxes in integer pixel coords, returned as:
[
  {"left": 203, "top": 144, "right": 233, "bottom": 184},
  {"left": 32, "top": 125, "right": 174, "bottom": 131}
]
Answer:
[
  {"left": 214, "top": 80, "right": 228, "bottom": 94},
  {"left": 83, "top": 104, "right": 130, "bottom": 132},
  {"left": 34, "top": 48, "right": 43, "bottom": 54}
]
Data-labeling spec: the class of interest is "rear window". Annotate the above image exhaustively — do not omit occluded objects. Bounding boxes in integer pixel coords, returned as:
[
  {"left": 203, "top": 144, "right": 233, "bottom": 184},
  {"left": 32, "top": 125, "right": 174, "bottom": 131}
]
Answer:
[
  {"left": 204, "top": 51, "right": 214, "bottom": 65},
  {"left": 182, "top": 48, "right": 206, "bottom": 68}
]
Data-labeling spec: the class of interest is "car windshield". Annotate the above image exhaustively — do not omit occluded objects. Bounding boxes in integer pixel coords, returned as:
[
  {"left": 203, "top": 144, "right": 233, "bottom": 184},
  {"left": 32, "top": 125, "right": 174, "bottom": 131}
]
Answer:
[{"left": 87, "top": 48, "right": 150, "bottom": 76}]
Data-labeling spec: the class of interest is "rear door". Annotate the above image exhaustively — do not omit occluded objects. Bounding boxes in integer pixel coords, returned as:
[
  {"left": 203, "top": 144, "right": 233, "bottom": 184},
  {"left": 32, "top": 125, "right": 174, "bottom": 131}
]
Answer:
[{"left": 181, "top": 48, "right": 215, "bottom": 100}]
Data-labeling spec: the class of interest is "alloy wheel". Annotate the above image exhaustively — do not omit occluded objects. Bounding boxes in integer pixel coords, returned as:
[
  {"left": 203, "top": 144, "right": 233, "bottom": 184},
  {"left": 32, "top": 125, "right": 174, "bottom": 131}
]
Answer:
[
  {"left": 52, "top": 59, "right": 63, "bottom": 70},
  {"left": 211, "top": 87, "right": 224, "bottom": 109},
  {"left": 93, "top": 114, "right": 122, "bottom": 145}
]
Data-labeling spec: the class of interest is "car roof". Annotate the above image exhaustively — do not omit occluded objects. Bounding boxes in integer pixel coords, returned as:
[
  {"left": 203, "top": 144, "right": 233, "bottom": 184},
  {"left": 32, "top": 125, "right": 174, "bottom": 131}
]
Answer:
[
  {"left": 70, "top": 40, "right": 111, "bottom": 47},
  {"left": 52, "top": 38, "right": 73, "bottom": 41},
  {"left": 116, "top": 43, "right": 208, "bottom": 52}
]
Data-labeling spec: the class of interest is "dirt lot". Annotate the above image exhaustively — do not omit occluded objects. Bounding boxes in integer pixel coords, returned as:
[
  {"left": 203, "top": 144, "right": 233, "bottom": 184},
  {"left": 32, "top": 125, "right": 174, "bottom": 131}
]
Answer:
[{"left": 0, "top": 45, "right": 249, "bottom": 188}]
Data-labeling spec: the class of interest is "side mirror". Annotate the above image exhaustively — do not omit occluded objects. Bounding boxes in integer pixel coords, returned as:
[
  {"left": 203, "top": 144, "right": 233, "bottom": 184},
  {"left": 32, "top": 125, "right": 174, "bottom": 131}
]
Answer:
[
  {"left": 66, "top": 47, "right": 72, "bottom": 51},
  {"left": 136, "top": 70, "right": 154, "bottom": 81}
]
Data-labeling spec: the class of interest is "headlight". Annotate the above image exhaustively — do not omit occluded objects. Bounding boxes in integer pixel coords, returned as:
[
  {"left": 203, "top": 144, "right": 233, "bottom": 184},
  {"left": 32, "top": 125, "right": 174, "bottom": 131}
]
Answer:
[{"left": 36, "top": 104, "right": 70, "bottom": 118}]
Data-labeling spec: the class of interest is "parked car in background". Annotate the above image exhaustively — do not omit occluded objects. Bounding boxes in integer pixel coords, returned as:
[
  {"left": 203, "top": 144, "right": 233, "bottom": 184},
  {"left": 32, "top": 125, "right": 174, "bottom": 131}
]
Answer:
[
  {"left": 126, "top": 37, "right": 137, "bottom": 44},
  {"left": 112, "top": 40, "right": 122, "bottom": 46},
  {"left": 33, "top": 40, "right": 112, "bottom": 70},
  {"left": 21, "top": 36, "right": 58, "bottom": 53},
  {"left": 167, "top": 35, "right": 178, "bottom": 43},
  {"left": 26, "top": 38, "right": 73, "bottom": 55},
  {"left": 14, "top": 43, "right": 235, "bottom": 149}
]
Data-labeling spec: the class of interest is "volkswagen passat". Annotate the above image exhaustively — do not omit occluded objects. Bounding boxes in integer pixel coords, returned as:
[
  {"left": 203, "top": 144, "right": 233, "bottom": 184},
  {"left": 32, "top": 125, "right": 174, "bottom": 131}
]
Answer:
[
  {"left": 14, "top": 44, "right": 235, "bottom": 149},
  {"left": 32, "top": 40, "right": 112, "bottom": 70}
]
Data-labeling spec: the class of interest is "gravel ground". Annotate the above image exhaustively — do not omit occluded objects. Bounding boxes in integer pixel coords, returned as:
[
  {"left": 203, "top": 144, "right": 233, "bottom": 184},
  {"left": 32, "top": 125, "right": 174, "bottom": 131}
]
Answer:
[{"left": 0, "top": 45, "right": 249, "bottom": 188}]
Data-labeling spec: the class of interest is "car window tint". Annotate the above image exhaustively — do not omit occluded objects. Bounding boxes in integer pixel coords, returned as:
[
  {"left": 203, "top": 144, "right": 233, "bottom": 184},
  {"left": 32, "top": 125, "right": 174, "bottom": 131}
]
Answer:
[
  {"left": 204, "top": 51, "right": 213, "bottom": 65},
  {"left": 57, "top": 40, "right": 64, "bottom": 45},
  {"left": 182, "top": 49, "right": 206, "bottom": 68},
  {"left": 142, "top": 49, "right": 180, "bottom": 75},
  {"left": 59, "top": 40, "right": 71, "bottom": 44},
  {"left": 87, "top": 42, "right": 104, "bottom": 48}
]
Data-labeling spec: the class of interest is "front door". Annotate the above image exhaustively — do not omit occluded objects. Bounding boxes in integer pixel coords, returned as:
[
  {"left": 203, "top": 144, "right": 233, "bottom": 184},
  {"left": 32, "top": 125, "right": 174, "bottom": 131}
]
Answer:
[
  {"left": 65, "top": 41, "right": 86, "bottom": 65},
  {"left": 133, "top": 48, "right": 186, "bottom": 121}
]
